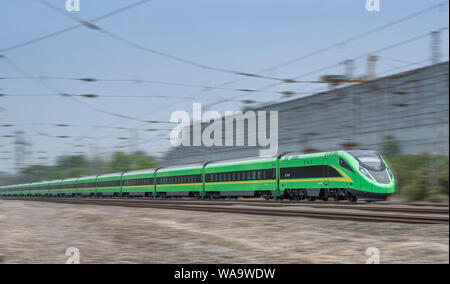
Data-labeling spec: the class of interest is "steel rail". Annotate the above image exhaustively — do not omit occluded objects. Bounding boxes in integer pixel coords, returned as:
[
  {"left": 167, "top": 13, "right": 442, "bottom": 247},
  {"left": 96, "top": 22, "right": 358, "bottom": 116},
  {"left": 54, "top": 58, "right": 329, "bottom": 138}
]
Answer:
[{"left": 2, "top": 197, "right": 448, "bottom": 225}]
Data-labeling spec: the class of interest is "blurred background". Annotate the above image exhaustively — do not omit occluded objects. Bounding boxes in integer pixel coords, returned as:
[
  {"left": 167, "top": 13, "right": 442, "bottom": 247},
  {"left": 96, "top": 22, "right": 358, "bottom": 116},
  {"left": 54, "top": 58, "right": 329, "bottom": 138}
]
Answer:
[{"left": 0, "top": 0, "right": 448, "bottom": 201}]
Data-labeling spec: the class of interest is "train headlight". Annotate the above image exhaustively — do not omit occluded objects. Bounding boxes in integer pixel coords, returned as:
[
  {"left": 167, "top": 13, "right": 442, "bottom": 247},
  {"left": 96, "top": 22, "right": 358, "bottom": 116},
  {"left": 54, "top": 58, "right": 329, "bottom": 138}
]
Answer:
[{"left": 359, "top": 167, "right": 373, "bottom": 181}]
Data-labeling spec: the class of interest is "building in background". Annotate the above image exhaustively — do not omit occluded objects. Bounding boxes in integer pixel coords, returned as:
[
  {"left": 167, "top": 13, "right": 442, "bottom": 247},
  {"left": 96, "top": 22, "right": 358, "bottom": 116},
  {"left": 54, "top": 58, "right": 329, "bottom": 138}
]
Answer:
[{"left": 161, "top": 62, "right": 449, "bottom": 166}]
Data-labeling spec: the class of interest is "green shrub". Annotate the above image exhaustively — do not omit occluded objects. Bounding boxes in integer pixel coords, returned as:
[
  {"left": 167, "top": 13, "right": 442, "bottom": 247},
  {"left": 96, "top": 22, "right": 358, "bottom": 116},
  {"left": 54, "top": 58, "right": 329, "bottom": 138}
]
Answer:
[{"left": 386, "top": 154, "right": 449, "bottom": 202}]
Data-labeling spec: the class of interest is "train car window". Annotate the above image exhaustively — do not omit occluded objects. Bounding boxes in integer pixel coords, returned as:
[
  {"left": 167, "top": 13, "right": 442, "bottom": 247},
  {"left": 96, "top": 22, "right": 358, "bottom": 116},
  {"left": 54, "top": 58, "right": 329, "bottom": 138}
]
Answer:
[
  {"left": 257, "top": 170, "right": 262, "bottom": 180},
  {"left": 327, "top": 166, "right": 341, "bottom": 177},
  {"left": 280, "top": 165, "right": 342, "bottom": 179}
]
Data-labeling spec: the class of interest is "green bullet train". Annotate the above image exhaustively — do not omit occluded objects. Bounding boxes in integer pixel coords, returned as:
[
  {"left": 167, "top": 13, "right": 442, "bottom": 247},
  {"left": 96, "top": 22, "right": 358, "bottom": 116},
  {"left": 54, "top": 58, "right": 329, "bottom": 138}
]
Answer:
[{"left": 0, "top": 150, "right": 395, "bottom": 202}]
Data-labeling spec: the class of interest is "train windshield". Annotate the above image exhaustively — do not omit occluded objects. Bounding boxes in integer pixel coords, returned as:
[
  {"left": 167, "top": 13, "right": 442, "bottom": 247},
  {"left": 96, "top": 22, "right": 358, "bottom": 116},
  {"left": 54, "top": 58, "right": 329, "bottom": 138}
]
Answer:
[{"left": 346, "top": 151, "right": 385, "bottom": 171}]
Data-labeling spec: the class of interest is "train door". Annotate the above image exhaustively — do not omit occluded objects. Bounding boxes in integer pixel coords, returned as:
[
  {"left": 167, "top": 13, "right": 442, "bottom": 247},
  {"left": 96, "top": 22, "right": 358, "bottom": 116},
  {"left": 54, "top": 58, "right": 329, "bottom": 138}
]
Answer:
[
  {"left": 323, "top": 155, "right": 329, "bottom": 187},
  {"left": 275, "top": 158, "right": 281, "bottom": 197}
]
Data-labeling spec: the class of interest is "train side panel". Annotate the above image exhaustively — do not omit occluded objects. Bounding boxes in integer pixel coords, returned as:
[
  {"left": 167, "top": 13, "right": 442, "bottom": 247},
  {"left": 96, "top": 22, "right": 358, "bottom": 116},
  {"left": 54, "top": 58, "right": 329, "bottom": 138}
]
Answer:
[
  {"left": 96, "top": 173, "right": 122, "bottom": 196},
  {"left": 156, "top": 165, "right": 203, "bottom": 197},
  {"left": 205, "top": 157, "right": 277, "bottom": 197},
  {"left": 122, "top": 169, "right": 156, "bottom": 197}
]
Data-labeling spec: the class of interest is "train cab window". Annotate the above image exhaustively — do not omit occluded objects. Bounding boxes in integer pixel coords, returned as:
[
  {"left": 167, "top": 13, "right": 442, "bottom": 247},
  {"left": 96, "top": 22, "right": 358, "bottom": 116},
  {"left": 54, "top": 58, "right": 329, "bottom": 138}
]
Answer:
[{"left": 339, "top": 158, "right": 354, "bottom": 172}]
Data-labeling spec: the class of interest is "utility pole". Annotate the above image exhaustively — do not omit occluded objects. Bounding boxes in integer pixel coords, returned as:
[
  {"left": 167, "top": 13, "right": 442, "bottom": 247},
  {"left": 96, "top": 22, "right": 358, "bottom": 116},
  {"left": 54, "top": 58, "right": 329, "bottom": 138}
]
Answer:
[
  {"left": 365, "top": 55, "right": 379, "bottom": 80},
  {"left": 342, "top": 59, "right": 355, "bottom": 79},
  {"left": 430, "top": 30, "right": 441, "bottom": 65}
]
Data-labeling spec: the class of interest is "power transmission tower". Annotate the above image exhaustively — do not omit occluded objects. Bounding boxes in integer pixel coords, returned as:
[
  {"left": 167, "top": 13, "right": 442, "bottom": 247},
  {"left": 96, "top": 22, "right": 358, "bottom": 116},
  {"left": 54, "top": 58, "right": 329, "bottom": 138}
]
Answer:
[{"left": 14, "top": 131, "right": 31, "bottom": 182}]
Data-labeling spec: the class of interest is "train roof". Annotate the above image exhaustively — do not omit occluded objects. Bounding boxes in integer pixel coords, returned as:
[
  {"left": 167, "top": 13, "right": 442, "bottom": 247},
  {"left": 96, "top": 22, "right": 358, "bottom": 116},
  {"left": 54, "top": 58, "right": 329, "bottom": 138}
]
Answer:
[
  {"left": 97, "top": 172, "right": 123, "bottom": 179},
  {"left": 61, "top": 177, "right": 78, "bottom": 183},
  {"left": 122, "top": 168, "right": 156, "bottom": 177},
  {"left": 281, "top": 152, "right": 329, "bottom": 160},
  {"left": 206, "top": 156, "right": 277, "bottom": 167},
  {"left": 77, "top": 175, "right": 98, "bottom": 181},
  {"left": 157, "top": 163, "right": 203, "bottom": 173}
]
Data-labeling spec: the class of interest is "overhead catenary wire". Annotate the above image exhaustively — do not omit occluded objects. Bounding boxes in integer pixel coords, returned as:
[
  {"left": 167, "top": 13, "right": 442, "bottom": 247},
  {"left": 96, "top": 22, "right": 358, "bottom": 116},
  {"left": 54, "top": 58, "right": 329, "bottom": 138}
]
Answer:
[
  {"left": 0, "top": 0, "right": 155, "bottom": 53},
  {"left": 3, "top": 1, "right": 446, "bottom": 139},
  {"left": 83, "top": 29, "right": 450, "bottom": 148},
  {"left": 0, "top": 55, "right": 176, "bottom": 125},
  {"left": 94, "top": 1, "right": 450, "bottom": 132},
  {"left": 204, "top": 27, "right": 450, "bottom": 110},
  {"left": 147, "top": 1, "right": 450, "bottom": 112},
  {"left": 34, "top": 0, "right": 316, "bottom": 84},
  {"left": 1, "top": 1, "right": 448, "bottom": 169}
]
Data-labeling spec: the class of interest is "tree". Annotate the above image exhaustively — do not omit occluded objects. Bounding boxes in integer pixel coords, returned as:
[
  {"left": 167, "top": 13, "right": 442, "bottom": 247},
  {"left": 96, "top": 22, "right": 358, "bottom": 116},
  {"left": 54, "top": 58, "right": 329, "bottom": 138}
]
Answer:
[{"left": 381, "top": 135, "right": 401, "bottom": 157}]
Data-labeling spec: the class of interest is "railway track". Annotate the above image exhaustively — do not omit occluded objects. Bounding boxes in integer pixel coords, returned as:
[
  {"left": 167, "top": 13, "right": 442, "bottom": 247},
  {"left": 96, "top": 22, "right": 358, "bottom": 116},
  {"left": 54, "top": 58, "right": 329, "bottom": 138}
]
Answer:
[
  {"left": 4, "top": 197, "right": 445, "bottom": 214},
  {"left": 2, "top": 197, "right": 448, "bottom": 225}
]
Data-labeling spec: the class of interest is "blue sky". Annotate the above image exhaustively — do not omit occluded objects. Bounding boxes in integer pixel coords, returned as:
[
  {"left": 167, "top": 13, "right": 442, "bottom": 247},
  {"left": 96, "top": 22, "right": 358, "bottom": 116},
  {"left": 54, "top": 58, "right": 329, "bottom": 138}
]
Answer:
[{"left": 0, "top": 0, "right": 449, "bottom": 172}]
